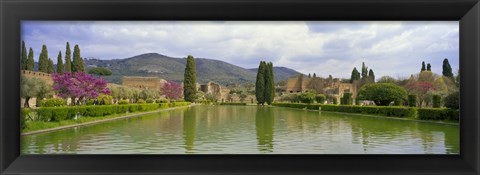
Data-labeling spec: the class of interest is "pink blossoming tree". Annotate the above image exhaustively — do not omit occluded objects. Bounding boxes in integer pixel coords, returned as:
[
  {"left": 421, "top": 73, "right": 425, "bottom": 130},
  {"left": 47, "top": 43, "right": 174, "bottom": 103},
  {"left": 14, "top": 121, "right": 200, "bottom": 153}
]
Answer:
[
  {"left": 52, "top": 72, "right": 110, "bottom": 105},
  {"left": 161, "top": 80, "right": 183, "bottom": 100}
]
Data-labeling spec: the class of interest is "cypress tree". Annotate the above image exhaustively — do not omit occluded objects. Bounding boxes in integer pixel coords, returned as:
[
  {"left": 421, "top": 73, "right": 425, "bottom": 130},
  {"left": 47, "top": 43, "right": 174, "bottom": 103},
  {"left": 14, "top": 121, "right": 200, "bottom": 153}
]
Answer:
[
  {"left": 308, "top": 73, "right": 311, "bottom": 78},
  {"left": 442, "top": 58, "right": 453, "bottom": 78},
  {"left": 313, "top": 73, "right": 316, "bottom": 78},
  {"left": 255, "top": 61, "right": 266, "bottom": 105},
  {"left": 361, "top": 62, "right": 368, "bottom": 79},
  {"left": 72, "top": 44, "right": 84, "bottom": 72},
  {"left": 38, "top": 45, "right": 49, "bottom": 72},
  {"left": 368, "top": 69, "right": 375, "bottom": 83},
  {"left": 47, "top": 58, "right": 55, "bottom": 73},
  {"left": 269, "top": 62, "right": 274, "bottom": 103},
  {"left": 56, "top": 51, "right": 64, "bottom": 74},
  {"left": 65, "top": 42, "right": 72, "bottom": 72},
  {"left": 21, "top": 41, "right": 27, "bottom": 70},
  {"left": 264, "top": 62, "right": 275, "bottom": 105},
  {"left": 350, "top": 67, "right": 360, "bottom": 83},
  {"left": 183, "top": 55, "right": 197, "bottom": 102},
  {"left": 427, "top": 63, "right": 431, "bottom": 71},
  {"left": 421, "top": 61, "right": 426, "bottom": 72},
  {"left": 26, "top": 48, "right": 35, "bottom": 71}
]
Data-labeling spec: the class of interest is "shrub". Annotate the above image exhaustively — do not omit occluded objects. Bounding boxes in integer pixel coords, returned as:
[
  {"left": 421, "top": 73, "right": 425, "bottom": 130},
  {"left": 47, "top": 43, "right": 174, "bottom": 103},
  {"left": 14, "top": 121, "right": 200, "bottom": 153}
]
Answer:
[
  {"left": 20, "top": 108, "right": 32, "bottom": 129},
  {"left": 146, "top": 98, "right": 154, "bottom": 103},
  {"left": 35, "top": 108, "right": 53, "bottom": 121},
  {"left": 341, "top": 93, "right": 352, "bottom": 105},
  {"left": 319, "top": 105, "right": 416, "bottom": 118},
  {"left": 298, "top": 92, "right": 316, "bottom": 104},
  {"left": 117, "top": 105, "right": 129, "bottom": 113},
  {"left": 159, "top": 103, "right": 169, "bottom": 109},
  {"left": 444, "top": 91, "right": 459, "bottom": 109},
  {"left": 408, "top": 95, "right": 417, "bottom": 107},
  {"left": 169, "top": 102, "right": 191, "bottom": 107},
  {"left": 432, "top": 94, "right": 442, "bottom": 108},
  {"left": 156, "top": 98, "right": 169, "bottom": 103},
  {"left": 315, "top": 94, "right": 326, "bottom": 104},
  {"left": 96, "top": 94, "right": 113, "bottom": 105},
  {"left": 129, "top": 104, "right": 139, "bottom": 112},
  {"left": 272, "top": 102, "right": 307, "bottom": 109},
  {"left": 118, "top": 100, "right": 129, "bottom": 105},
  {"left": 39, "top": 98, "right": 66, "bottom": 107},
  {"left": 332, "top": 98, "right": 338, "bottom": 105},
  {"left": 357, "top": 83, "right": 408, "bottom": 106},
  {"left": 137, "top": 99, "right": 146, "bottom": 104},
  {"left": 417, "top": 108, "right": 459, "bottom": 121},
  {"left": 51, "top": 107, "right": 69, "bottom": 121}
]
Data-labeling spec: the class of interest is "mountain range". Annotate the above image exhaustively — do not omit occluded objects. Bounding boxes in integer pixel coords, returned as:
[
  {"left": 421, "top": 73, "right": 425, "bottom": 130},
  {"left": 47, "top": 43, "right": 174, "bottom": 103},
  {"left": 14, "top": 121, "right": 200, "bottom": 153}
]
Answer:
[{"left": 83, "top": 53, "right": 303, "bottom": 85}]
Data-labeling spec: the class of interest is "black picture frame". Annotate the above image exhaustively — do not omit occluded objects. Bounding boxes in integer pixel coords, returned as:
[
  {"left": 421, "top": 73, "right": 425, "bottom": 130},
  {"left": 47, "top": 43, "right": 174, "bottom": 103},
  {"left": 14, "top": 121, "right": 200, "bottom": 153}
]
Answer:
[{"left": 1, "top": 0, "right": 479, "bottom": 174}]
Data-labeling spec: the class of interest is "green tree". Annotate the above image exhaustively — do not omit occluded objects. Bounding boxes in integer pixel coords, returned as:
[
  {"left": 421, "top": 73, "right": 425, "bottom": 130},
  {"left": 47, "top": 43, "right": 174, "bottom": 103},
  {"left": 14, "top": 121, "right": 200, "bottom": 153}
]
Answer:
[
  {"left": 427, "top": 63, "right": 431, "bottom": 71},
  {"left": 313, "top": 73, "right": 316, "bottom": 78},
  {"left": 442, "top": 58, "right": 454, "bottom": 79},
  {"left": 377, "top": 76, "right": 396, "bottom": 84},
  {"left": 88, "top": 67, "right": 112, "bottom": 76},
  {"left": 308, "top": 73, "right": 311, "bottom": 78},
  {"left": 255, "top": 61, "right": 267, "bottom": 105},
  {"left": 357, "top": 83, "right": 408, "bottom": 106},
  {"left": 65, "top": 42, "right": 72, "bottom": 72},
  {"left": 350, "top": 67, "right": 360, "bottom": 83},
  {"left": 38, "top": 45, "right": 49, "bottom": 72},
  {"left": 421, "top": 61, "right": 426, "bottom": 72},
  {"left": 361, "top": 62, "right": 368, "bottom": 79},
  {"left": 26, "top": 48, "right": 35, "bottom": 71},
  {"left": 341, "top": 92, "right": 352, "bottom": 105},
  {"left": 47, "top": 58, "right": 55, "bottom": 73},
  {"left": 264, "top": 62, "right": 275, "bottom": 105},
  {"left": 72, "top": 44, "right": 84, "bottom": 72},
  {"left": 56, "top": 51, "right": 64, "bottom": 74},
  {"left": 298, "top": 92, "right": 316, "bottom": 103},
  {"left": 368, "top": 69, "right": 375, "bottom": 83},
  {"left": 408, "top": 94, "right": 417, "bottom": 107},
  {"left": 21, "top": 75, "right": 52, "bottom": 108},
  {"left": 21, "top": 41, "right": 27, "bottom": 70},
  {"left": 315, "top": 94, "right": 326, "bottom": 104},
  {"left": 432, "top": 94, "right": 442, "bottom": 108},
  {"left": 183, "top": 55, "right": 197, "bottom": 102},
  {"left": 444, "top": 91, "right": 459, "bottom": 109}
]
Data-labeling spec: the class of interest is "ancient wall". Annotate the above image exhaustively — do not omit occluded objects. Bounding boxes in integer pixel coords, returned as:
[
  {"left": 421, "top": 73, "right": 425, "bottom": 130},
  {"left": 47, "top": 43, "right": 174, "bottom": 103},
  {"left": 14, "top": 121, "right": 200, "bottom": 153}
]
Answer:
[
  {"left": 122, "top": 76, "right": 166, "bottom": 90},
  {"left": 21, "top": 70, "right": 53, "bottom": 84},
  {"left": 284, "top": 76, "right": 358, "bottom": 103}
]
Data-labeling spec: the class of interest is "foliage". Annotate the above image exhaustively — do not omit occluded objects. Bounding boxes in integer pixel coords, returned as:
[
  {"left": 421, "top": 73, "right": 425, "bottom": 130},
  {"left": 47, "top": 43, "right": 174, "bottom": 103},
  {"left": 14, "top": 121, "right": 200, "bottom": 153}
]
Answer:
[
  {"left": 95, "top": 94, "right": 113, "bottom": 105},
  {"left": 427, "top": 63, "right": 431, "bottom": 71},
  {"left": 88, "top": 67, "right": 112, "bottom": 76},
  {"left": 219, "top": 102, "right": 247, "bottom": 105},
  {"left": 255, "top": 61, "right": 267, "bottom": 104},
  {"left": 38, "top": 45, "right": 49, "bottom": 73},
  {"left": 315, "top": 94, "right": 326, "bottom": 104},
  {"left": 21, "top": 41, "right": 27, "bottom": 70},
  {"left": 417, "top": 108, "right": 459, "bottom": 121},
  {"left": 26, "top": 48, "right": 35, "bottom": 71},
  {"left": 137, "top": 99, "right": 146, "bottom": 104},
  {"left": 350, "top": 67, "right": 360, "bottom": 83},
  {"left": 39, "top": 98, "right": 67, "bottom": 107},
  {"left": 298, "top": 92, "right": 316, "bottom": 104},
  {"left": 56, "top": 51, "right": 64, "bottom": 74},
  {"left": 442, "top": 58, "right": 454, "bottom": 79},
  {"left": 432, "top": 94, "right": 442, "bottom": 108},
  {"left": 162, "top": 80, "right": 183, "bottom": 100},
  {"left": 264, "top": 62, "right": 275, "bottom": 105},
  {"left": 47, "top": 58, "right": 55, "bottom": 74},
  {"left": 72, "top": 44, "right": 85, "bottom": 72},
  {"left": 146, "top": 98, "right": 154, "bottom": 103},
  {"left": 421, "top": 61, "right": 426, "bottom": 72},
  {"left": 377, "top": 76, "right": 396, "bottom": 84},
  {"left": 279, "top": 94, "right": 299, "bottom": 103},
  {"left": 340, "top": 93, "right": 353, "bottom": 105},
  {"left": 368, "top": 69, "right": 375, "bottom": 83},
  {"left": 52, "top": 72, "right": 110, "bottom": 102},
  {"left": 20, "top": 108, "right": 31, "bottom": 129},
  {"left": 444, "top": 91, "right": 459, "bottom": 109},
  {"left": 118, "top": 99, "right": 129, "bottom": 104},
  {"left": 64, "top": 42, "right": 72, "bottom": 73},
  {"left": 408, "top": 94, "right": 417, "bottom": 107},
  {"left": 21, "top": 76, "right": 52, "bottom": 108},
  {"left": 357, "top": 83, "right": 408, "bottom": 106},
  {"left": 361, "top": 62, "right": 368, "bottom": 79},
  {"left": 332, "top": 98, "right": 338, "bottom": 105},
  {"left": 183, "top": 55, "right": 197, "bottom": 102}
]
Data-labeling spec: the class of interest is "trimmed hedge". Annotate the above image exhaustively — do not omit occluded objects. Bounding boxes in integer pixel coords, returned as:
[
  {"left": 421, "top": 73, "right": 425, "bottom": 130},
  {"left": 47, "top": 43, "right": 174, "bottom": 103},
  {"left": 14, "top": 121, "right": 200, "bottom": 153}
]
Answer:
[
  {"left": 220, "top": 102, "right": 247, "bottom": 106},
  {"left": 33, "top": 102, "right": 191, "bottom": 122},
  {"left": 169, "top": 102, "right": 191, "bottom": 107},
  {"left": 272, "top": 102, "right": 459, "bottom": 121},
  {"left": 39, "top": 98, "right": 66, "bottom": 107},
  {"left": 417, "top": 108, "right": 459, "bottom": 121}
]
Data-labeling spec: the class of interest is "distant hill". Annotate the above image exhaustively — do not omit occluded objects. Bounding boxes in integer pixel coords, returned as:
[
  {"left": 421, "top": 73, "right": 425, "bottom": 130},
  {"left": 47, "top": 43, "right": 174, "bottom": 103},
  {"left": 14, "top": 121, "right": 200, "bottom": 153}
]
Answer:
[{"left": 79, "top": 53, "right": 302, "bottom": 85}]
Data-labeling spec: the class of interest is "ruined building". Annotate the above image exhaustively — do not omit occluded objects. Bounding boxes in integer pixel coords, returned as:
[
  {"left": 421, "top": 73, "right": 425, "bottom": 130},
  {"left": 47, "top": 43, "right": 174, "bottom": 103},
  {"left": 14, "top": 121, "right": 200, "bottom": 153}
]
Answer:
[
  {"left": 285, "top": 76, "right": 358, "bottom": 103},
  {"left": 122, "top": 76, "right": 167, "bottom": 90}
]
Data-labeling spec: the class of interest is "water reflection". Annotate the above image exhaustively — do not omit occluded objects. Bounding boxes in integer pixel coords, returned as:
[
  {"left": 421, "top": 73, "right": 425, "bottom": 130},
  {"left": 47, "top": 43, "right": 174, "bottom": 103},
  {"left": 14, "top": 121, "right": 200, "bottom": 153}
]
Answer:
[
  {"left": 183, "top": 107, "right": 197, "bottom": 153},
  {"left": 255, "top": 107, "right": 275, "bottom": 152}
]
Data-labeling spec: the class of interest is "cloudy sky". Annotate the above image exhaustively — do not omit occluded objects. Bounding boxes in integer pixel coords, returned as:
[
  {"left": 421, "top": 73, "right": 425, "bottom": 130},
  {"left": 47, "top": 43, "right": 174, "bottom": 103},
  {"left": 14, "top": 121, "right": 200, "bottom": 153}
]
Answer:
[{"left": 21, "top": 21, "right": 459, "bottom": 79}]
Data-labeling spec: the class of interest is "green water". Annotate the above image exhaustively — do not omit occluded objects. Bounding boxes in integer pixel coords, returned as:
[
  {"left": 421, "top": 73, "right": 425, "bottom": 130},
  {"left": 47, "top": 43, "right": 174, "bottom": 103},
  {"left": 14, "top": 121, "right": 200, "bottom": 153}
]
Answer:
[{"left": 21, "top": 105, "right": 459, "bottom": 154}]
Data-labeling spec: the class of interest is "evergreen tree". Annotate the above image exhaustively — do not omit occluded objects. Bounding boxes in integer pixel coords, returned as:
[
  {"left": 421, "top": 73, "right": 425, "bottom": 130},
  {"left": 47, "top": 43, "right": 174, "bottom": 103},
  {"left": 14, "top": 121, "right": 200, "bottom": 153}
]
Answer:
[
  {"left": 421, "top": 61, "right": 426, "bottom": 72},
  {"left": 72, "top": 44, "right": 84, "bottom": 72},
  {"left": 56, "top": 51, "right": 64, "bottom": 74},
  {"left": 427, "top": 63, "right": 431, "bottom": 71},
  {"left": 308, "top": 73, "right": 311, "bottom": 78},
  {"left": 47, "top": 58, "right": 55, "bottom": 73},
  {"left": 26, "top": 48, "right": 35, "bottom": 71},
  {"left": 442, "top": 58, "right": 454, "bottom": 78},
  {"left": 255, "top": 61, "right": 267, "bottom": 105},
  {"left": 264, "top": 62, "right": 275, "bottom": 105},
  {"left": 38, "top": 45, "right": 49, "bottom": 72},
  {"left": 183, "top": 55, "right": 197, "bottom": 102},
  {"left": 368, "top": 69, "right": 375, "bottom": 83},
  {"left": 350, "top": 67, "right": 360, "bottom": 83},
  {"left": 313, "top": 73, "right": 316, "bottom": 78},
  {"left": 21, "top": 41, "right": 27, "bottom": 70},
  {"left": 65, "top": 42, "right": 72, "bottom": 72},
  {"left": 361, "top": 62, "right": 368, "bottom": 79}
]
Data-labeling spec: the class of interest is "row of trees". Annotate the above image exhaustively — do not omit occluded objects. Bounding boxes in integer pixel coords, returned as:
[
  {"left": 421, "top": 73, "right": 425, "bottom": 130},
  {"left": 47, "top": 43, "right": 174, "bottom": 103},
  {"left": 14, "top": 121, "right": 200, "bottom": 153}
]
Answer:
[
  {"left": 255, "top": 61, "right": 275, "bottom": 105},
  {"left": 21, "top": 41, "right": 85, "bottom": 73},
  {"left": 350, "top": 62, "right": 375, "bottom": 83}
]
